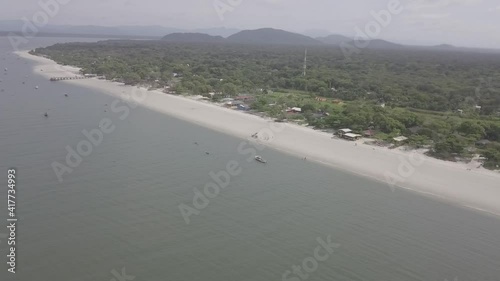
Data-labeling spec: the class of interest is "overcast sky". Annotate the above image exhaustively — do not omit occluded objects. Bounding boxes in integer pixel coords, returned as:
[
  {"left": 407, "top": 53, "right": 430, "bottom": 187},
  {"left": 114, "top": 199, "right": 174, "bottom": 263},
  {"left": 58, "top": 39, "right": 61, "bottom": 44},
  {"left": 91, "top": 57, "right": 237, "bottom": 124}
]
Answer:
[{"left": 3, "top": 0, "right": 500, "bottom": 48}]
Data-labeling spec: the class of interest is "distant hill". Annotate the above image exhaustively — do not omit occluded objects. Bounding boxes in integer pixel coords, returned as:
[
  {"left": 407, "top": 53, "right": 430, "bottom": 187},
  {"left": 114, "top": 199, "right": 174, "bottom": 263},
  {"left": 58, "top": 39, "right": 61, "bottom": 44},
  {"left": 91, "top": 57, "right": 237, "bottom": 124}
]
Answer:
[
  {"left": 345, "top": 39, "right": 404, "bottom": 49},
  {"left": 162, "top": 33, "right": 224, "bottom": 43},
  {"left": 316, "top": 34, "right": 352, "bottom": 45},
  {"left": 193, "top": 27, "right": 240, "bottom": 38},
  {"left": 302, "top": 29, "right": 333, "bottom": 38},
  {"left": 434, "top": 44, "right": 456, "bottom": 49},
  {"left": 227, "top": 28, "right": 322, "bottom": 45}
]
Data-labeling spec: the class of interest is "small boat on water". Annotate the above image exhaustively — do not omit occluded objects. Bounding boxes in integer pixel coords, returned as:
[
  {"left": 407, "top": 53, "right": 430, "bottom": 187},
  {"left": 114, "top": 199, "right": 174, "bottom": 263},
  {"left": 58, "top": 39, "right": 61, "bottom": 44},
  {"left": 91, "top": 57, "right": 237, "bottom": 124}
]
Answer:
[
  {"left": 255, "top": 155, "right": 267, "bottom": 163},
  {"left": 35, "top": 86, "right": 39, "bottom": 89}
]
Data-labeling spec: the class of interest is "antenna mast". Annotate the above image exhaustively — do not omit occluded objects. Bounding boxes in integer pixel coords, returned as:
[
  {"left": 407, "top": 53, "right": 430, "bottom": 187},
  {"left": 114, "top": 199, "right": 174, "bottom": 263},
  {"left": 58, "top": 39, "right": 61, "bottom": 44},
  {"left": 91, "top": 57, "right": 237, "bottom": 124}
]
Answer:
[{"left": 303, "top": 49, "right": 307, "bottom": 77}]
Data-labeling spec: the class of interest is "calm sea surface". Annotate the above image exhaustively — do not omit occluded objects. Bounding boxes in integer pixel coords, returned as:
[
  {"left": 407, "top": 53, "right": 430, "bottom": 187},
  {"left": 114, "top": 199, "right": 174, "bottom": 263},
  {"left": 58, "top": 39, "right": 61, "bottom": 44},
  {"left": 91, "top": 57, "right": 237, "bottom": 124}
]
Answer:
[{"left": 1, "top": 37, "right": 500, "bottom": 281}]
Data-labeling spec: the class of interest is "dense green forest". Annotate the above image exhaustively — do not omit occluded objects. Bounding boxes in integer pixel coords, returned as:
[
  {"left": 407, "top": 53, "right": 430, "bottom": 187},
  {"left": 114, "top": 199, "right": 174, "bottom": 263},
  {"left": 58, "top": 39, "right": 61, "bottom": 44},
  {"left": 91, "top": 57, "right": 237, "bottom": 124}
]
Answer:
[{"left": 32, "top": 40, "right": 500, "bottom": 168}]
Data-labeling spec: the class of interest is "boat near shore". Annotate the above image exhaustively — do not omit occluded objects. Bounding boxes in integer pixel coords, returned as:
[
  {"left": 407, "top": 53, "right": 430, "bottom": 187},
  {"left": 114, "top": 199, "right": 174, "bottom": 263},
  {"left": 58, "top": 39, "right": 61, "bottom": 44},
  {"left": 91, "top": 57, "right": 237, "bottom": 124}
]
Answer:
[{"left": 255, "top": 155, "right": 267, "bottom": 163}]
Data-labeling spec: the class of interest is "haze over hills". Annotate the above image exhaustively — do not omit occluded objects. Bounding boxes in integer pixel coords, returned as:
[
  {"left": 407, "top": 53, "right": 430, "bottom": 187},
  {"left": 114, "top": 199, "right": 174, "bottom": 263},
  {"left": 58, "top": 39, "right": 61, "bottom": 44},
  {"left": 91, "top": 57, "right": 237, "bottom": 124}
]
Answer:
[
  {"left": 2, "top": 20, "right": 499, "bottom": 53},
  {"left": 159, "top": 30, "right": 500, "bottom": 54},
  {"left": 162, "top": 29, "right": 405, "bottom": 50},
  {"left": 160, "top": 28, "right": 325, "bottom": 46},
  {"left": 301, "top": 29, "right": 334, "bottom": 38},
  {"left": 344, "top": 39, "right": 404, "bottom": 49},
  {"left": 434, "top": 44, "right": 456, "bottom": 49},
  {"left": 316, "top": 34, "right": 352, "bottom": 45},
  {"left": 0, "top": 20, "right": 239, "bottom": 38}
]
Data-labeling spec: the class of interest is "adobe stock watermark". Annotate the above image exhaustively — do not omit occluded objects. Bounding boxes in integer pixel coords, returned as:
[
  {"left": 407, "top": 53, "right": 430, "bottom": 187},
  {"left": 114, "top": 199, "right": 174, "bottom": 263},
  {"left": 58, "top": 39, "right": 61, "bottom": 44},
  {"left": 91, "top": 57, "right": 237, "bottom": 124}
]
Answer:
[
  {"left": 109, "top": 267, "right": 135, "bottom": 281},
  {"left": 8, "top": 0, "right": 72, "bottom": 51},
  {"left": 282, "top": 235, "right": 340, "bottom": 281},
  {"left": 341, "top": 0, "right": 404, "bottom": 60},
  {"left": 384, "top": 151, "right": 425, "bottom": 192},
  {"left": 51, "top": 87, "right": 149, "bottom": 183},
  {"left": 178, "top": 121, "right": 285, "bottom": 225},
  {"left": 213, "top": 0, "right": 243, "bottom": 21}
]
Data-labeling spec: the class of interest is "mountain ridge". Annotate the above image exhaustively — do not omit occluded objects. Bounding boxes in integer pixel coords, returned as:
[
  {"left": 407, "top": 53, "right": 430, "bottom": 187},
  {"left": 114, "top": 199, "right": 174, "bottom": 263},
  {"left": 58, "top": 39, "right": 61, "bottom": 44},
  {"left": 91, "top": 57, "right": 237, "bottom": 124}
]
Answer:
[
  {"left": 226, "top": 28, "right": 323, "bottom": 45},
  {"left": 1, "top": 21, "right": 498, "bottom": 52}
]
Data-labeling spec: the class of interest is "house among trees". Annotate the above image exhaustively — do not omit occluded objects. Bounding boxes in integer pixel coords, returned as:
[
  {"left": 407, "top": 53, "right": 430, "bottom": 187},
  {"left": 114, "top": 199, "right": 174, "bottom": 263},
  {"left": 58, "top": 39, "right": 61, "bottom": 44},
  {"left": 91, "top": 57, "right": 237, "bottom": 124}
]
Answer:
[
  {"left": 286, "top": 107, "right": 302, "bottom": 113},
  {"left": 343, "top": 133, "right": 362, "bottom": 141},
  {"left": 393, "top": 136, "right": 409, "bottom": 143},
  {"left": 337, "top": 128, "right": 361, "bottom": 140},
  {"left": 337, "top": 128, "right": 352, "bottom": 137},
  {"left": 221, "top": 98, "right": 234, "bottom": 103}
]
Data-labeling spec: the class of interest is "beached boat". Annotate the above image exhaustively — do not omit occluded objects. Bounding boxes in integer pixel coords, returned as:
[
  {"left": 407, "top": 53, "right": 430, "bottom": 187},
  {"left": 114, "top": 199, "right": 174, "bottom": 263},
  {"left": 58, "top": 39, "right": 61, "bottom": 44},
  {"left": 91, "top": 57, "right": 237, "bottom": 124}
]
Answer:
[{"left": 255, "top": 155, "right": 267, "bottom": 163}]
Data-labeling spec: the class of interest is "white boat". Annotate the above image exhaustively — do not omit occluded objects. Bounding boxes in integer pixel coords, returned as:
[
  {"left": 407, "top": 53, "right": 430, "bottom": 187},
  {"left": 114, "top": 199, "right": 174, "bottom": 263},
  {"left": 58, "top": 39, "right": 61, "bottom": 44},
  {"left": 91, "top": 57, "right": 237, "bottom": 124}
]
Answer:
[
  {"left": 35, "top": 86, "right": 39, "bottom": 89},
  {"left": 255, "top": 155, "right": 267, "bottom": 163}
]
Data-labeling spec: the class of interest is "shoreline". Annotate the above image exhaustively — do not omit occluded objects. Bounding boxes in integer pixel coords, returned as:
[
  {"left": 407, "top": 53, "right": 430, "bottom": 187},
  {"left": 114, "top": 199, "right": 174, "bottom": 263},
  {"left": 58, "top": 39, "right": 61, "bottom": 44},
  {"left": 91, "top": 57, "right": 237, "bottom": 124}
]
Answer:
[{"left": 16, "top": 50, "right": 500, "bottom": 218}]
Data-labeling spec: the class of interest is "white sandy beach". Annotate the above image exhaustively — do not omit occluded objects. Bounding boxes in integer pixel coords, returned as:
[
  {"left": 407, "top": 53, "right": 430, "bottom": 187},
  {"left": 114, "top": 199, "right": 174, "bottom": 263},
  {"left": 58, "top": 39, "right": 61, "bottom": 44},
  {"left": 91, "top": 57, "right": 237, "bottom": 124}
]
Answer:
[{"left": 16, "top": 50, "right": 500, "bottom": 217}]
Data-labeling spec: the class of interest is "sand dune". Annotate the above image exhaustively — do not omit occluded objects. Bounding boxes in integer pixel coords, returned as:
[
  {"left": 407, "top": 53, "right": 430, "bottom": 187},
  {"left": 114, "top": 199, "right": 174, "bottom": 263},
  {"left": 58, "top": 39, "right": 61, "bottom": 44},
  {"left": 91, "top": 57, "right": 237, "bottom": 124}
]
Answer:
[{"left": 16, "top": 50, "right": 500, "bottom": 217}]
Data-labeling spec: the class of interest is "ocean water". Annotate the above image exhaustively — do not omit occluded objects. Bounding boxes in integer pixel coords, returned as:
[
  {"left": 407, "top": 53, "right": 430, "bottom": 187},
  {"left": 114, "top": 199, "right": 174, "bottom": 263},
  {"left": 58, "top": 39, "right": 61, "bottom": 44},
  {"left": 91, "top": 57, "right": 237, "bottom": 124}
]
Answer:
[{"left": 1, "top": 37, "right": 500, "bottom": 281}]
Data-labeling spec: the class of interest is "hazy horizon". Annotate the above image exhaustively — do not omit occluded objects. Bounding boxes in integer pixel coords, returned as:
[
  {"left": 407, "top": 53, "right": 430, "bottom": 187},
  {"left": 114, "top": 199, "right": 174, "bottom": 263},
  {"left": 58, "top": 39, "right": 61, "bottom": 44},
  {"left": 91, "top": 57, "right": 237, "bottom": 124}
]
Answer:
[{"left": 2, "top": 0, "right": 500, "bottom": 48}]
